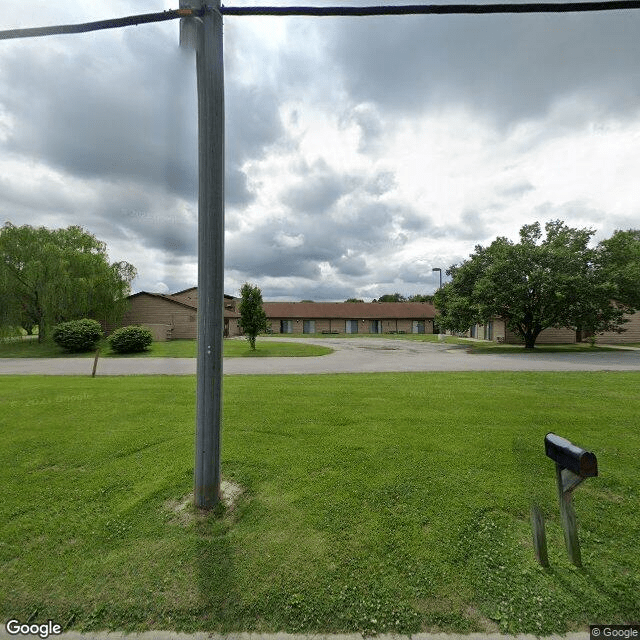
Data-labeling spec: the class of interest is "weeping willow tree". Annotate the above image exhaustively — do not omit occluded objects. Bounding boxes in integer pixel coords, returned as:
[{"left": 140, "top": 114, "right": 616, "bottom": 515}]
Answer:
[{"left": 0, "top": 223, "right": 136, "bottom": 341}]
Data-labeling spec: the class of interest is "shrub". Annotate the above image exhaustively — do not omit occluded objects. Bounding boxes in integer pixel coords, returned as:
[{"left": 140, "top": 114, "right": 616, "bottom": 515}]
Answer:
[
  {"left": 52, "top": 318, "right": 103, "bottom": 353},
  {"left": 108, "top": 325, "right": 153, "bottom": 354}
]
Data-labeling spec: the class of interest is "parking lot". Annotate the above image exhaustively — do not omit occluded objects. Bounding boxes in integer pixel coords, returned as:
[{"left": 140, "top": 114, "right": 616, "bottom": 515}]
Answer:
[{"left": 1, "top": 337, "right": 639, "bottom": 375}]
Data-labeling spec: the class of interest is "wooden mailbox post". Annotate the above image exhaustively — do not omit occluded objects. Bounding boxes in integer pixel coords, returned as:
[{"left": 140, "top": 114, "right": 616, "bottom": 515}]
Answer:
[{"left": 537, "top": 433, "right": 599, "bottom": 567}]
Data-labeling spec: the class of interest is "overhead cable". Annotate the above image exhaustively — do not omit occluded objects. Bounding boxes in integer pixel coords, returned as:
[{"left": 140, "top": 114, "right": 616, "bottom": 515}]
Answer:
[
  {"left": 0, "top": 8, "right": 203, "bottom": 41},
  {"left": 1, "top": 2, "right": 640, "bottom": 41},
  {"left": 219, "top": 0, "right": 640, "bottom": 14}
]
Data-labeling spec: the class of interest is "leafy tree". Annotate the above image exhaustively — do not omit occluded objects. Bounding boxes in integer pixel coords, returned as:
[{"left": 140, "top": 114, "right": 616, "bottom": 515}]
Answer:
[
  {"left": 238, "top": 282, "right": 269, "bottom": 350},
  {"left": 0, "top": 223, "right": 136, "bottom": 342},
  {"left": 376, "top": 293, "right": 407, "bottom": 302},
  {"left": 434, "top": 220, "right": 628, "bottom": 349},
  {"left": 597, "top": 229, "right": 640, "bottom": 309},
  {"left": 408, "top": 294, "right": 434, "bottom": 303},
  {"left": 345, "top": 298, "right": 364, "bottom": 303}
]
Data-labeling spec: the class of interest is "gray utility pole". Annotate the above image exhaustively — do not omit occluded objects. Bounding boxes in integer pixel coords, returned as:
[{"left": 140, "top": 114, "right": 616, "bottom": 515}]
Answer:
[{"left": 181, "top": 1, "right": 225, "bottom": 509}]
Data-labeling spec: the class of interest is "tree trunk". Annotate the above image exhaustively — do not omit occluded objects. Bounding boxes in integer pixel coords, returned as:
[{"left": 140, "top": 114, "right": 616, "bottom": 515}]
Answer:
[{"left": 522, "top": 325, "right": 541, "bottom": 349}]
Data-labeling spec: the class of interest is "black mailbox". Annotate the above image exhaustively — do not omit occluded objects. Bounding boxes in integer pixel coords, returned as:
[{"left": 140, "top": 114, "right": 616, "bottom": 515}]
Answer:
[{"left": 545, "top": 433, "right": 598, "bottom": 477}]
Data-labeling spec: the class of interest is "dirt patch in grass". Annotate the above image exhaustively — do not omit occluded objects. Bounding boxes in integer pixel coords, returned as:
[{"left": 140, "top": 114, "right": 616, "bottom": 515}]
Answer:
[{"left": 165, "top": 479, "right": 245, "bottom": 526}]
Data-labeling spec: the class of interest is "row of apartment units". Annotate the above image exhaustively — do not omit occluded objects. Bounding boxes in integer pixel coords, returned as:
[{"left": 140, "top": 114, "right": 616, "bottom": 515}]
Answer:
[
  {"left": 109, "top": 289, "right": 436, "bottom": 340},
  {"left": 109, "top": 287, "right": 640, "bottom": 344}
]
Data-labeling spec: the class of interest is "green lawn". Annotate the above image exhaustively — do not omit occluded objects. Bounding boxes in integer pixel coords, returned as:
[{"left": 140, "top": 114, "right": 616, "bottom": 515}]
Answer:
[
  {"left": 0, "top": 338, "right": 332, "bottom": 358},
  {"left": 1, "top": 372, "right": 638, "bottom": 635},
  {"left": 467, "top": 342, "right": 621, "bottom": 354},
  {"left": 272, "top": 332, "right": 474, "bottom": 345}
]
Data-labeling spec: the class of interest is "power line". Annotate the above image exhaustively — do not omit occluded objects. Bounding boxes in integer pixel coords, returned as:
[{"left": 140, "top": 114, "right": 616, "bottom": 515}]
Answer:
[
  {"left": 2, "top": 1, "right": 640, "bottom": 41},
  {"left": 0, "top": 8, "right": 203, "bottom": 41},
  {"left": 219, "top": 0, "right": 640, "bottom": 14}
]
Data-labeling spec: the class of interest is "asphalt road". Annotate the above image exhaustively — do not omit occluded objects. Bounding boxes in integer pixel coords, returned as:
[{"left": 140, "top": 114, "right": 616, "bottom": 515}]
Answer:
[{"left": 1, "top": 338, "right": 639, "bottom": 375}]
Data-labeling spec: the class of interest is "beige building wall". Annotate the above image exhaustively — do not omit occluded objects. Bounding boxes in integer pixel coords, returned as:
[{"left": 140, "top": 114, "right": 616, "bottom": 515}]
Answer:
[
  {"left": 267, "top": 317, "right": 433, "bottom": 334},
  {"left": 504, "top": 326, "right": 576, "bottom": 344},
  {"left": 110, "top": 294, "right": 198, "bottom": 339},
  {"left": 595, "top": 311, "right": 640, "bottom": 343},
  {"left": 140, "top": 323, "right": 172, "bottom": 341},
  {"left": 171, "top": 288, "right": 198, "bottom": 306}
]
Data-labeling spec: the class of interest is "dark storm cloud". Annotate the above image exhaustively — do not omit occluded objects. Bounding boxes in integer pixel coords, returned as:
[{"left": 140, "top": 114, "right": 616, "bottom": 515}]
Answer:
[
  {"left": 281, "top": 160, "right": 354, "bottom": 214},
  {"left": 334, "top": 252, "right": 369, "bottom": 277},
  {"left": 325, "top": 11, "right": 640, "bottom": 124},
  {"left": 0, "top": 28, "right": 198, "bottom": 197},
  {"left": 225, "top": 193, "right": 433, "bottom": 287},
  {"left": 260, "top": 279, "right": 360, "bottom": 302},
  {"left": 0, "top": 29, "right": 282, "bottom": 212},
  {"left": 225, "top": 83, "right": 286, "bottom": 207}
]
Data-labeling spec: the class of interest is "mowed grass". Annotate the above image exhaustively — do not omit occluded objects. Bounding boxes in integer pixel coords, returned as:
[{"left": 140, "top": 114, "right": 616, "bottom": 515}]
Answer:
[
  {"left": 1, "top": 373, "right": 638, "bottom": 635},
  {"left": 0, "top": 338, "right": 332, "bottom": 358}
]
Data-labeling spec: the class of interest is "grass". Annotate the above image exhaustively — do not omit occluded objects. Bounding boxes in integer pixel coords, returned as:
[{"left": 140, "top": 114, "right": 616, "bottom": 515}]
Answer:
[
  {"left": 1, "top": 372, "right": 639, "bottom": 635},
  {"left": 0, "top": 338, "right": 332, "bottom": 359},
  {"left": 467, "top": 342, "right": 621, "bottom": 354},
  {"left": 272, "top": 332, "right": 474, "bottom": 345}
]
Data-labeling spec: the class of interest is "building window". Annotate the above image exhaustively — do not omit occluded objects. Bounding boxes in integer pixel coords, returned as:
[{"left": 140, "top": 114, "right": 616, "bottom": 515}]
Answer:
[
  {"left": 303, "top": 320, "right": 315, "bottom": 334},
  {"left": 370, "top": 320, "right": 382, "bottom": 334},
  {"left": 484, "top": 321, "right": 493, "bottom": 341},
  {"left": 346, "top": 319, "right": 359, "bottom": 334},
  {"left": 412, "top": 320, "right": 425, "bottom": 334},
  {"left": 280, "top": 320, "right": 293, "bottom": 334}
]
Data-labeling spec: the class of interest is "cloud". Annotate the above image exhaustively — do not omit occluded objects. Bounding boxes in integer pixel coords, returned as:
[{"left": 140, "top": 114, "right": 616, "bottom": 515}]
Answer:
[
  {"left": 324, "top": 11, "right": 640, "bottom": 125},
  {"left": 2, "top": 2, "right": 640, "bottom": 302}
]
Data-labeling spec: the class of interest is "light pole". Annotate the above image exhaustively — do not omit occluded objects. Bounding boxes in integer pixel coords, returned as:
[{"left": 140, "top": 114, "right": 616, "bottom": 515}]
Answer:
[{"left": 432, "top": 267, "right": 442, "bottom": 289}]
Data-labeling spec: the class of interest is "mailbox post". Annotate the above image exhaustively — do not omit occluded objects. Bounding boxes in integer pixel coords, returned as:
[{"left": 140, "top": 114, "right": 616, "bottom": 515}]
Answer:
[{"left": 544, "top": 433, "right": 598, "bottom": 567}]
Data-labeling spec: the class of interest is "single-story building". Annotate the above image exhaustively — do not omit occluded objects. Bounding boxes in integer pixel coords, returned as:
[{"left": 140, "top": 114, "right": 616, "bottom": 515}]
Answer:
[
  {"left": 467, "top": 320, "right": 576, "bottom": 344},
  {"left": 109, "top": 290, "right": 437, "bottom": 339},
  {"left": 109, "top": 288, "right": 639, "bottom": 344},
  {"left": 105, "top": 288, "right": 241, "bottom": 340},
  {"left": 593, "top": 311, "right": 640, "bottom": 343},
  {"left": 262, "top": 301, "right": 436, "bottom": 335},
  {"left": 466, "top": 312, "right": 640, "bottom": 345}
]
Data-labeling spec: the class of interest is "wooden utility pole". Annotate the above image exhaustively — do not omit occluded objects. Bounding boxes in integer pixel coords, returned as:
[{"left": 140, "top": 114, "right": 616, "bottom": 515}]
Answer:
[{"left": 181, "top": 0, "right": 225, "bottom": 509}]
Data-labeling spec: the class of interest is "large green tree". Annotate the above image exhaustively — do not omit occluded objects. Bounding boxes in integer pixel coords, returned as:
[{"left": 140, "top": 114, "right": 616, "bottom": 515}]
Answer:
[
  {"left": 375, "top": 293, "right": 407, "bottom": 302},
  {"left": 0, "top": 223, "right": 136, "bottom": 341},
  {"left": 237, "top": 282, "right": 269, "bottom": 350},
  {"left": 434, "top": 220, "right": 633, "bottom": 349},
  {"left": 598, "top": 229, "right": 640, "bottom": 310}
]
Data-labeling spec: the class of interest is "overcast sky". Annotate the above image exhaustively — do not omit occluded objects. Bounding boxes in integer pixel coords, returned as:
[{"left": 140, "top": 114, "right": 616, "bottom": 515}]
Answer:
[{"left": 1, "top": 1, "right": 640, "bottom": 300}]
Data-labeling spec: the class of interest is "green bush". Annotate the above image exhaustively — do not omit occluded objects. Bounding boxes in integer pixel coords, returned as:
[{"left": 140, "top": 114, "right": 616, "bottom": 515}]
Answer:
[
  {"left": 108, "top": 325, "right": 153, "bottom": 354},
  {"left": 52, "top": 319, "right": 103, "bottom": 353}
]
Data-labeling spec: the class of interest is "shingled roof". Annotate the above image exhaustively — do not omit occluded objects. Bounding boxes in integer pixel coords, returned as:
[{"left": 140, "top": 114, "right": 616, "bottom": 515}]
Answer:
[
  {"left": 262, "top": 301, "right": 435, "bottom": 319},
  {"left": 128, "top": 291, "right": 239, "bottom": 317}
]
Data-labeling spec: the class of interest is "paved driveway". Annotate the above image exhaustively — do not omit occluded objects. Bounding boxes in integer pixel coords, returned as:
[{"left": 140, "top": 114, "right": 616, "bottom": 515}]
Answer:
[{"left": 1, "top": 338, "right": 640, "bottom": 375}]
